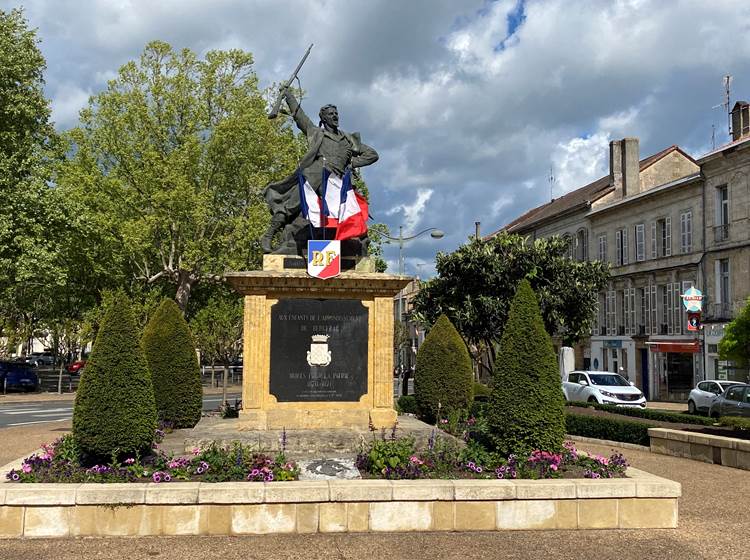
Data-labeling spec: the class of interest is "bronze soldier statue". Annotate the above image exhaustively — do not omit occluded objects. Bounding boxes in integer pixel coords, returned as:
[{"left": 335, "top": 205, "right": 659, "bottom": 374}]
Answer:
[{"left": 261, "top": 88, "right": 379, "bottom": 254}]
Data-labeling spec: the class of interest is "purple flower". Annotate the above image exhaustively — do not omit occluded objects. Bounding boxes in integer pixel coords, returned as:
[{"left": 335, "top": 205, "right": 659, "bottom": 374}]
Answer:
[
  {"left": 163, "top": 473, "right": 171, "bottom": 482},
  {"left": 124, "top": 458, "right": 135, "bottom": 465},
  {"left": 11, "top": 472, "right": 20, "bottom": 481},
  {"left": 196, "top": 467, "right": 204, "bottom": 475},
  {"left": 152, "top": 472, "right": 162, "bottom": 483},
  {"left": 265, "top": 473, "right": 274, "bottom": 482}
]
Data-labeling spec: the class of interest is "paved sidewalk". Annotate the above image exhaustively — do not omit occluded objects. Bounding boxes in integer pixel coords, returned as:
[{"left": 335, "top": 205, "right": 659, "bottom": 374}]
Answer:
[
  {"left": 0, "top": 385, "right": 240, "bottom": 404},
  {"left": 0, "top": 429, "right": 748, "bottom": 558}
]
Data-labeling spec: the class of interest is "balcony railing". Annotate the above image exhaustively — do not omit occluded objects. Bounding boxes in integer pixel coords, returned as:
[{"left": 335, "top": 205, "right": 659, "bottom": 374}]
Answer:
[
  {"left": 708, "top": 302, "right": 733, "bottom": 320},
  {"left": 714, "top": 224, "right": 730, "bottom": 242}
]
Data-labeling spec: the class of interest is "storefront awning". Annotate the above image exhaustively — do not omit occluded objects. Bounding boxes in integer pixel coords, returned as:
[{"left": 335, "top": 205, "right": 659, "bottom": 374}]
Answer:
[{"left": 645, "top": 340, "right": 700, "bottom": 353}]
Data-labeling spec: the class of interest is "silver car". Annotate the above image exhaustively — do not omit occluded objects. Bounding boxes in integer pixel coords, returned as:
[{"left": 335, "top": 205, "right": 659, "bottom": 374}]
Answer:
[
  {"left": 687, "top": 380, "right": 740, "bottom": 415},
  {"left": 709, "top": 384, "right": 750, "bottom": 419}
]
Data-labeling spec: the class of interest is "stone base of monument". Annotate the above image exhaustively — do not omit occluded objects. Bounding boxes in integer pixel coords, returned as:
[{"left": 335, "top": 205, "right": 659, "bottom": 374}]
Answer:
[
  {"left": 182, "top": 414, "right": 445, "bottom": 459},
  {"left": 224, "top": 256, "right": 410, "bottom": 432}
]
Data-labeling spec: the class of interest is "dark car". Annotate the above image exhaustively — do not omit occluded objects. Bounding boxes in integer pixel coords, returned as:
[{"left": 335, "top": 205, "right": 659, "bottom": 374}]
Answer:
[
  {"left": 0, "top": 361, "right": 39, "bottom": 392},
  {"left": 709, "top": 383, "right": 750, "bottom": 419}
]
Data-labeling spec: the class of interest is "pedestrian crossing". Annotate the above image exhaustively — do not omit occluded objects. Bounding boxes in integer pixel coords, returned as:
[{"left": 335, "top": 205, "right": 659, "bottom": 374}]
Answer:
[{"left": 0, "top": 403, "right": 72, "bottom": 427}]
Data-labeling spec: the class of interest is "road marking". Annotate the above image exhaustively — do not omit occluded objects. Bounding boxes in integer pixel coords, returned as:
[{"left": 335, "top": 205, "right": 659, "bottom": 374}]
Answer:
[
  {"left": 3, "top": 407, "right": 72, "bottom": 415},
  {"left": 30, "top": 412, "right": 74, "bottom": 418},
  {"left": 6, "top": 417, "right": 71, "bottom": 427},
  {"left": 0, "top": 408, "right": 45, "bottom": 414}
]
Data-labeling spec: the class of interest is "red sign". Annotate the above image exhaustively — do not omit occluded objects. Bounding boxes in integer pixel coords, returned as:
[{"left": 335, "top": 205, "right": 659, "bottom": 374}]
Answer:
[
  {"left": 687, "top": 312, "right": 701, "bottom": 332},
  {"left": 649, "top": 341, "right": 700, "bottom": 353}
]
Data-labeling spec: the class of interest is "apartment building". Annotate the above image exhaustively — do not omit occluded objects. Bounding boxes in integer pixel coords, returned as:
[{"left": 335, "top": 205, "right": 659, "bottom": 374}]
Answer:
[{"left": 492, "top": 100, "right": 750, "bottom": 401}]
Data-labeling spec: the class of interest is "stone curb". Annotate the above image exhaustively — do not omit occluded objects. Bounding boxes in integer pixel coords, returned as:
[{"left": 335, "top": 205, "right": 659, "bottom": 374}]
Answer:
[{"left": 0, "top": 470, "right": 680, "bottom": 505}]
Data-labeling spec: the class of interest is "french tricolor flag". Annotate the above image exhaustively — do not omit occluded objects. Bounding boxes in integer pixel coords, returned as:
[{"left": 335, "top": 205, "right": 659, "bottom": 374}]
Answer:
[{"left": 298, "top": 170, "right": 369, "bottom": 240}]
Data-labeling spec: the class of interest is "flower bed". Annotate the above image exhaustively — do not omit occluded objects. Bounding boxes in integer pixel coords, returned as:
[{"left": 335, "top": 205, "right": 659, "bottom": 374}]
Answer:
[{"left": 6, "top": 433, "right": 298, "bottom": 484}]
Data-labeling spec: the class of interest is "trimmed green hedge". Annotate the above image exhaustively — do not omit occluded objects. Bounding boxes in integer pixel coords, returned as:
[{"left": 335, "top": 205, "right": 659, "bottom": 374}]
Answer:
[
  {"left": 488, "top": 280, "right": 566, "bottom": 455},
  {"left": 566, "top": 401, "right": 715, "bottom": 426},
  {"left": 73, "top": 292, "right": 157, "bottom": 459},
  {"left": 397, "top": 395, "right": 418, "bottom": 415},
  {"left": 142, "top": 298, "right": 203, "bottom": 429},
  {"left": 414, "top": 314, "right": 473, "bottom": 423},
  {"left": 565, "top": 412, "right": 652, "bottom": 446},
  {"left": 719, "top": 416, "right": 750, "bottom": 431},
  {"left": 473, "top": 382, "right": 491, "bottom": 401}
]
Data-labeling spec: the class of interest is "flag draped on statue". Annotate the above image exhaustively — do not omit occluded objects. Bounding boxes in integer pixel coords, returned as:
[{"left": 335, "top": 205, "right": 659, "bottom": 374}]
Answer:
[{"left": 298, "top": 169, "right": 369, "bottom": 240}]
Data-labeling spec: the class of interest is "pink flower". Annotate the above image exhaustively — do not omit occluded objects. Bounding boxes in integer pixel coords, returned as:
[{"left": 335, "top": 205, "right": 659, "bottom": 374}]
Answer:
[
  {"left": 595, "top": 455, "right": 609, "bottom": 465},
  {"left": 192, "top": 447, "right": 201, "bottom": 455},
  {"left": 21, "top": 463, "right": 32, "bottom": 474},
  {"left": 124, "top": 458, "right": 135, "bottom": 465},
  {"left": 440, "top": 419, "right": 448, "bottom": 424}
]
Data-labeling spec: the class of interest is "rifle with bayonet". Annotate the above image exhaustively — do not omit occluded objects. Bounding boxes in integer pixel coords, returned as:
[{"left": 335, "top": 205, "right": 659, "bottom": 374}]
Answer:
[{"left": 268, "top": 43, "right": 313, "bottom": 119}]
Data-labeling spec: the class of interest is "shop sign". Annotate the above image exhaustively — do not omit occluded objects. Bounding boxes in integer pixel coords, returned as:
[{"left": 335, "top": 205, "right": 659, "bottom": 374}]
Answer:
[
  {"left": 603, "top": 340, "right": 622, "bottom": 349},
  {"left": 681, "top": 287, "right": 703, "bottom": 312},
  {"left": 687, "top": 312, "right": 701, "bottom": 332},
  {"left": 649, "top": 341, "right": 700, "bottom": 353}
]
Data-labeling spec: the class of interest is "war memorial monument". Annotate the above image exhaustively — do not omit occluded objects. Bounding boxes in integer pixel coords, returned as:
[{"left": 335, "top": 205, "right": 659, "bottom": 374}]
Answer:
[{"left": 225, "top": 47, "right": 409, "bottom": 432}]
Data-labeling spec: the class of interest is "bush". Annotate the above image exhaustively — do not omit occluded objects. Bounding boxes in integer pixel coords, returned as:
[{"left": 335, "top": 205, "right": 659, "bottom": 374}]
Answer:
[
  {"left": 73, "top": 292, "right": 157, "bottom": 460},
  {"left": 487, "top": 280, "right": 566, "bottom": 456},
  {"left": 564, "top": 412, "right": 652, "bottom": 446},
  {"left": 566, "top": 401, "right": 715, "bottom": 426},
  {"left": 414, "top": 314, "right": 473, "bottom": 423},
  {"left": 397, "top": 395, "right": 418, "bottom": 415},
  {"left": 719, "top": 416, "right": 750, "bottom": 430},
  {"left": 142, "top": 298, "right": 203, "bottom": 428}
]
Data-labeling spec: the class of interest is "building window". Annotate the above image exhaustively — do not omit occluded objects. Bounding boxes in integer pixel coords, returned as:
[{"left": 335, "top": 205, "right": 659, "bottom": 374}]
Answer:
[
  {"left": 606, "top": 290, "right": 616, "bottom": 336},
  {"left": 670, "top": 283, "right": 682, "bottom": 335},
  {"left": 575, "top": 228, "right": 588, "bottom": 261},
  {"left": 563, "top": 234, "right": 574, "bottom": 259},
  {"left": 624, "top": 287, "right": 636, "bottom": 336},
  {"left": 638, "top": 288, "right": 646, "bottom": 335},
  {"left": 615, "top": 228, "right": 628, "bottom": 266},
  {"left": 598, "top": 234, "right": 607, "bottom": 262},
  {"left": 661, "top": 285, "right": 669, "bottom": 334},
  {"left": 635, "top": 224, "right": 645, "bottom": 261},
  {"left": 715, "top": 185, "right": 729, "bottom": 242},
  {"left": 718, "top": 259, "right": 731, "bottom": 304},
  {"left": 680, "top": 210, "right": 692, "bottom": 253},
  {"left": 656, "top": 217, "right": 672, "bottom": 257}
]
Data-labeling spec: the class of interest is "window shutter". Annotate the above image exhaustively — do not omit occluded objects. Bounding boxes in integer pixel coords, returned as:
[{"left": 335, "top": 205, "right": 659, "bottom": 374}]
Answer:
[
  {"left": 615, "top": 230, "right": 622, "bottom": 266},
  {"left": 622, "top": 229, "right": 629, "bottom": 265},
  {"left": 715, "top": 260, "right": 722, "bottom": 304},
  {"left": 651, "top": 222, "right": 657, "bottom": 259},
  {"left": 664, "top": 217, "right": 672, "bottom": 256}
]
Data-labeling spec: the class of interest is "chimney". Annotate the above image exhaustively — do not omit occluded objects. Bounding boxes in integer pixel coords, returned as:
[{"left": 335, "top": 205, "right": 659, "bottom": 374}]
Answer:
[
  {"left": 609, "top": 140, "right": 623, "bottom": 199},
  {"left": 731, "top": 101, "right": 750, "bottom": 141},
  {"left": 621, "top": 137, "right": 640, "bottom": 196}
]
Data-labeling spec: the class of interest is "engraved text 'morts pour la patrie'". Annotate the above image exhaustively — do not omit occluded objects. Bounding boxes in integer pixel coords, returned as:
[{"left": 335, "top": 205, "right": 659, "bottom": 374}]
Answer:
[{"left": 270, "top": 299, "right": 368, "bottom": 402}]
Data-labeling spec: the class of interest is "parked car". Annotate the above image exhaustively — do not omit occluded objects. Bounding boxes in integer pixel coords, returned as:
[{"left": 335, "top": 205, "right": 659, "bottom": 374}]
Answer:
[
  {"left": 563, "top": 370, "right": 646, "bottom": 407},
  {"left": 26, "top": 352, "right": 55, "bottom": 367},
  {"left": 687, "top": 380, "right": 740, "bottom": 415},
  {"left": 66, "top": 360, "right": 87, "bottom": 374},
  {"left": 708, "top": 383, "right": 750, "bottom": 419},
  {"left": 0, "top": 361, "right": 39, "bottom": 392}
]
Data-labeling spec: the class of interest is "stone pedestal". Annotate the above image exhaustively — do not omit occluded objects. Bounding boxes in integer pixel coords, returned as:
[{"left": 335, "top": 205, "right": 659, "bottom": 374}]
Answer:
[{"left": 224, "top": 257, "right": 410, "bottom": 430}]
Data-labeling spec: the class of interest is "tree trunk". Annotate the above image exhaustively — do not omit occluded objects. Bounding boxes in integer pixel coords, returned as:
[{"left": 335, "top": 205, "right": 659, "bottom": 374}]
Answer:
[{"left": 175, "top": 271, "right": 195, "bottom": 314}]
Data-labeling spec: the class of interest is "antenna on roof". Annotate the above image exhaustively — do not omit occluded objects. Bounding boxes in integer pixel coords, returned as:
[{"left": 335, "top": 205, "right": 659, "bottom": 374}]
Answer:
[
  {"left": 548, "top": 166, "right": 556, "bottom": 201},
  {"left": 711, "top": 74, "right": 732, "bottom": 140}
]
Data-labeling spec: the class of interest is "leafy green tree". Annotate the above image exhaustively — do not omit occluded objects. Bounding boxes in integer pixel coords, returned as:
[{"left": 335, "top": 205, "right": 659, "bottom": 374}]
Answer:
[
  {"left": 73, "top": 292, "right": 156, "bottom": 459},
  {"left": 190, "top": 288, "right": 243, "bottom": 367},
  {"left": 487, "top": 280, "right": 566, "bottom": 455},
  {"left": 414, "top": 314, "right": 473, "bottom": 423},
  {"left": 719, "top": 298, "right": 750, "bottom": 369},
  {"left": 412, "top": 233, "right": 609, "bottom": 374},
  {"left": 58, "top": 41, "right": 303, "bottom": 312},
  {"left": 142, "top": 298, "right": 203, "bottom": 428}
]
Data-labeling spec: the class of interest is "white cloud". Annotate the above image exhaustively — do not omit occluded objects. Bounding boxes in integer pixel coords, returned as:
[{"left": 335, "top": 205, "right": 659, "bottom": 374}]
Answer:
[
  {"left": 50, "top": 83, "right": 91, "bottom": 129},
  {"left": 386, "top": 188, "right": 434, "bottom": 233}
]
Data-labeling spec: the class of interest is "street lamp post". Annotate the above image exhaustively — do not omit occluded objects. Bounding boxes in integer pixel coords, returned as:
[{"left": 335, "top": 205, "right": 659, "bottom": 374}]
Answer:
[{"left": 385, "top": 226, "right": 445, "bottom": 275}]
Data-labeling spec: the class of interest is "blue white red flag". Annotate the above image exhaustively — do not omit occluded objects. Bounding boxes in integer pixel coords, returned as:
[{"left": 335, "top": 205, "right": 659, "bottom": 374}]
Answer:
[
  {"left": 298, "top": 170, "right": 368, "bottom": 240},
  {"left": 307, "top": 239, "right": 341, "bottom": 279}
]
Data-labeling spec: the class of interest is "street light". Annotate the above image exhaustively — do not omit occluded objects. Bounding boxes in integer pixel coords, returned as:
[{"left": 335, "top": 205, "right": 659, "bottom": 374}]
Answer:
[{"left": 383, "top": 226, "right": 445, "bottom": 275}]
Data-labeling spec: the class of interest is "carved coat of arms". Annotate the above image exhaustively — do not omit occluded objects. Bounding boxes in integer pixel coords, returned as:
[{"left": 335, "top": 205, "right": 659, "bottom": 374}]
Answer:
[{"left": 306, "top": 334, "right": 331, "bottom": 367}]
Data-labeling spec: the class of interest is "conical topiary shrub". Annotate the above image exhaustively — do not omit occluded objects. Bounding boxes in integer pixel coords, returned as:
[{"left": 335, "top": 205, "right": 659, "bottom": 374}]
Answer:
[
  {"left": 142, "top": 298, "right": 203, "bottom": 428},
  {"left": 73, "top": 292, "right": 157, "bottom": 460},
  {"left": 414, "top": 314, "right": 473, "bottom": 423},
  {"left": 487, "top": 279, "right": 566, "bottom": 456}
]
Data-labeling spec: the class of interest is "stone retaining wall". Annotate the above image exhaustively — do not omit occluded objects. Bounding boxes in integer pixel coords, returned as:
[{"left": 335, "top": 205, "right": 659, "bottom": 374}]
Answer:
[
  {"left": 0, "top": 469, "right": 679, "bottom": 537},
  {"left": 649, "top": 427, "right": 750, "bottom": 470}
]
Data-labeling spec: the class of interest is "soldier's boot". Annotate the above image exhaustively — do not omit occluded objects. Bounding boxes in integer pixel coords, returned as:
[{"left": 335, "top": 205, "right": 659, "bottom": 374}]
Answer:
[{"left": 261, "top": 214, "right": 286, "bottom": 254}]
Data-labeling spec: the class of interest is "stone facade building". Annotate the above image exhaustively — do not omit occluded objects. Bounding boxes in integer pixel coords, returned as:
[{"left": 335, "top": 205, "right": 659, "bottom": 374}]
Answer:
[{"left": 491, "top": 100, "right": 750, "bottom": 401}]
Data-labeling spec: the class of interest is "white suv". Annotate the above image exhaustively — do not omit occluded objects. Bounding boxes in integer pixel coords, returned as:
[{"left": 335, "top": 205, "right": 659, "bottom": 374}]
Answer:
[{"left": 563, "top": 371, "right": 646, "bottom": 407}]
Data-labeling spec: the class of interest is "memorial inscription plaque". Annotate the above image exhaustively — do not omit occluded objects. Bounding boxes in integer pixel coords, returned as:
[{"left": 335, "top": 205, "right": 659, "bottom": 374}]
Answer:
[{"left": 270, "top": 299, "right": 368, "bottom": 402}]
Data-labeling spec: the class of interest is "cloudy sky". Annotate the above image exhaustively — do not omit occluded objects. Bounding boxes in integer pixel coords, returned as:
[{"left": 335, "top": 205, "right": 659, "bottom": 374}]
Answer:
[{"left": 6, "top": 0, "right": 750, "bottom": 275}]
